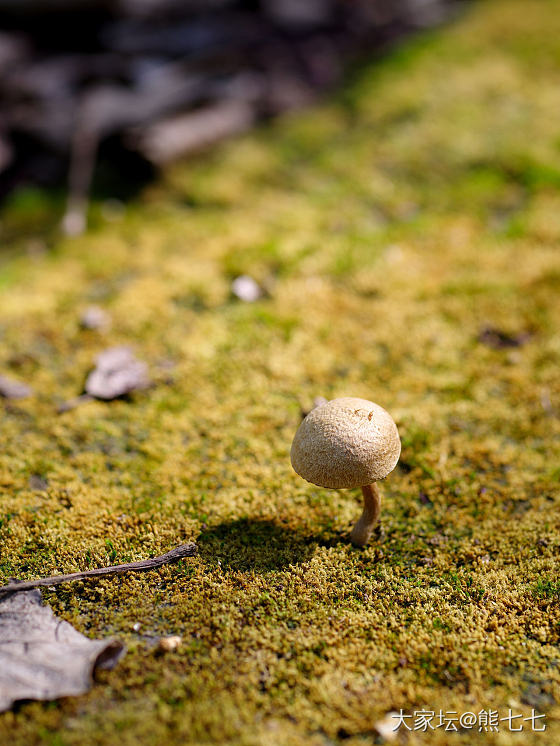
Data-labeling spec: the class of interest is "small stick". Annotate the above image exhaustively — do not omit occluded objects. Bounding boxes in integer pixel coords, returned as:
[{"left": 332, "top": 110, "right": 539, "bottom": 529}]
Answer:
[
  {"left": 62, "top": 119, "right": 98, "bottom": 237},
  {"left": 0, "top": 542, "right": 197, "bottom": 596}
]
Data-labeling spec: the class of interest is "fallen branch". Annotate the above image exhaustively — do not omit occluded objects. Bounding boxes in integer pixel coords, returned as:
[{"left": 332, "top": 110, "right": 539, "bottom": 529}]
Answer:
[{"left": 0, "top": 542, "right": 197, "bottom": 596}]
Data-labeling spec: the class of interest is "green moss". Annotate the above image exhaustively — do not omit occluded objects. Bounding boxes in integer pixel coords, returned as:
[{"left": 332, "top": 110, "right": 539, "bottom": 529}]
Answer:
[{"left": 1, "top": 0, "right": 560, "bottom": 744}]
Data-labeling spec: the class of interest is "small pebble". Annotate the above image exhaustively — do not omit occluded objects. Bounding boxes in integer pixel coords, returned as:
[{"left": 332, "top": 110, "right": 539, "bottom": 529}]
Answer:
[
  {"left": 231, "top": 275, "right": 262, "bottom": 302},
  {"left": 157, "top": 636, "right": 182, "bottom": 653},
  {"left": 80, "top": 306, "right": 111, "bottom": 331},
  {"left": 374, "top": 712, "right": 399, "bottom": 741}
]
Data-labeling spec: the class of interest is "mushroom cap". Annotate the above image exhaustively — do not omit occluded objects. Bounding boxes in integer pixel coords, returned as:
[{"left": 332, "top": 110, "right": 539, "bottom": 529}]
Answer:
[{"left": 290, "top": 397, "right": 401, "bottom": 489}]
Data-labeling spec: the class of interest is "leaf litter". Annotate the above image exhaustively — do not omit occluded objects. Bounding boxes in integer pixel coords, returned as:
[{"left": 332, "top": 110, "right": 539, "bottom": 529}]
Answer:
[
  {"left": 0, "top": 589, "right": 124, "bottom": 712},
  {"left": 0, "top": 543, "right": 197, "bottom": 710},
  {"left": 85, "top": 346, "right": 149, "bottom": 400}
]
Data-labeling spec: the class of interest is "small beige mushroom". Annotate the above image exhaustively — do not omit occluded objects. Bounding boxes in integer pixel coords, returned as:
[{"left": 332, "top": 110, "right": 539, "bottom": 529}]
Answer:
[{"left": 290, "top": 397, "right": 401, "bottom": 546}]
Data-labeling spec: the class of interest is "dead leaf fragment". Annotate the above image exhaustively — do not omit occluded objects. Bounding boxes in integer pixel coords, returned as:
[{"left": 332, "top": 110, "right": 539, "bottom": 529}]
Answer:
[
  {"left": 0, "top": 588, "right": 124, "bottom": 712},
  {"left": 0, "top": 374, "right": 32, "bottom": 400},
  {"left": 478, "top": 326, "right": 532, "bottom": 349},
  {"left": 85, "top": 346, "right": 149, "bottom": 400},
  {"left": 132, "top": 100, "right": 255, "bottom": 166},
  {"left": 29, "top": 474, "right": 48, "bottom": 491}
]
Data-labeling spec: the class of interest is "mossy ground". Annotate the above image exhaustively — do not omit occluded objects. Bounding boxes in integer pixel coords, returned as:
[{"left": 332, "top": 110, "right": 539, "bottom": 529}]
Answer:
[{"left": 1, "top": 0, "right": 560, "bottom": 743}]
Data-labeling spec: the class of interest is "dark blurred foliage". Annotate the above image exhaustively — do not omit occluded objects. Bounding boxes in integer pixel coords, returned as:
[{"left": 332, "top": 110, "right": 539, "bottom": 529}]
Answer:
[{"left": 0, "top": 0, "right": 460, "bottom": 230}]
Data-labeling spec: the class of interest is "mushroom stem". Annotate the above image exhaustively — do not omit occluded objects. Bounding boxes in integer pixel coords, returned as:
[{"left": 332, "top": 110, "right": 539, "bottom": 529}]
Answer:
[{"left": 350, "top": 483, "right": 381, "bottom": 547}]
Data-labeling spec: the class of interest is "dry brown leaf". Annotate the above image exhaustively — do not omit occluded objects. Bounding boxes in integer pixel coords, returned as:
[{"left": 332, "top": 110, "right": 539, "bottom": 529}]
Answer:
[
  {"left": 85, "top": 346, "right": 149, "bottom": 400},
  {"left": 477, "top": 326, "right": 533, "bottom": 349},
  {"left": 0, "top": 588, "right": 124, "bottom": 712}
]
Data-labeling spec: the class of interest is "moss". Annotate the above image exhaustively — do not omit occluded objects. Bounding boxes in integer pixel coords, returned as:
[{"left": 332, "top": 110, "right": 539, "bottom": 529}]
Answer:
[{"left": 1, "top": 0, "right": 560, "bottom": 744}]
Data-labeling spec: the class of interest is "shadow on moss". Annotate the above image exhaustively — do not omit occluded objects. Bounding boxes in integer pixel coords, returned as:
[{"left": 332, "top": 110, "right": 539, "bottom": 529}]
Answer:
[{"left": 197, "top": 518, "right": 330, "bottom": 572}]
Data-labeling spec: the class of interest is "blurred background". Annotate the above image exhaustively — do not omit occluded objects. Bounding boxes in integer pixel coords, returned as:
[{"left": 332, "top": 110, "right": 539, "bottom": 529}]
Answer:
[{"left": 0, "top": 0, "right": 459, "bottom": 236}]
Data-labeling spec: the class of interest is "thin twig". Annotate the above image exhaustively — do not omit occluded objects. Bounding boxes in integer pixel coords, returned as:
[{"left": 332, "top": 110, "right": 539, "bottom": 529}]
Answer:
[
  {"left": 0, "top": 542, "right": 197, "bottom": 596},
  {"left": 57, "top": 394, "right": 94, "bottom": 413},
  {"left": 62, "top": 118, "right": 99, "bottom": 237}
]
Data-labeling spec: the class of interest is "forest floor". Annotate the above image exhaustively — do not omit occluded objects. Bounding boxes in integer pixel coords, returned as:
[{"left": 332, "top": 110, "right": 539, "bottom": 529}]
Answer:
[{"left": 1, "top": 0, "right": 560, "bottom": 744}]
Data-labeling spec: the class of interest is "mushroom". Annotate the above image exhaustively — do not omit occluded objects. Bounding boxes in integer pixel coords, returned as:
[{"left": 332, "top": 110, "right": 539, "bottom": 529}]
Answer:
[{"left": 290, "top": 397, "right": 401, "bottom": 546}]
